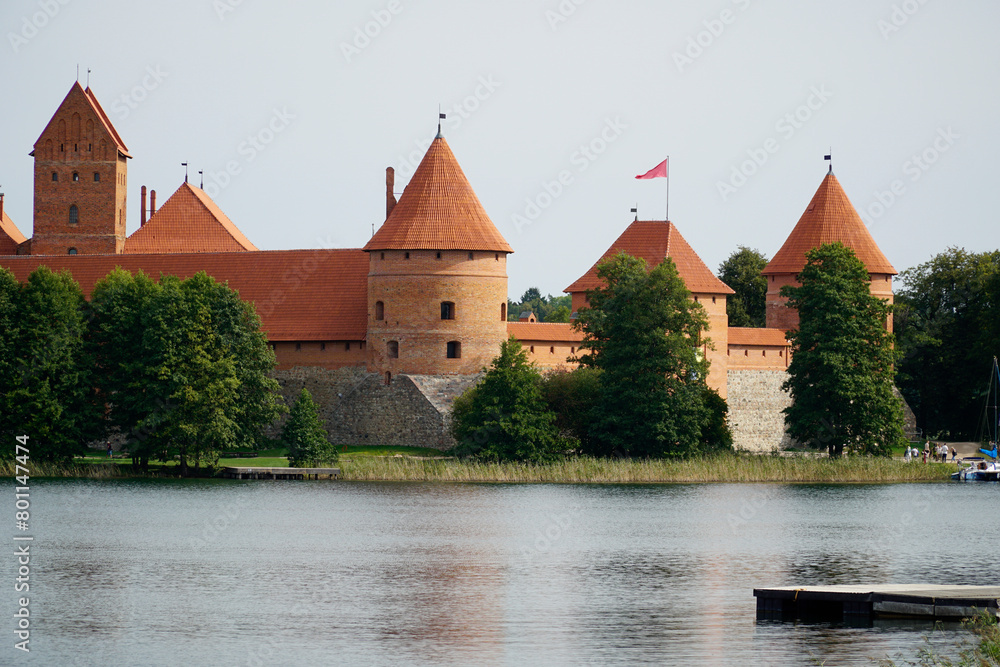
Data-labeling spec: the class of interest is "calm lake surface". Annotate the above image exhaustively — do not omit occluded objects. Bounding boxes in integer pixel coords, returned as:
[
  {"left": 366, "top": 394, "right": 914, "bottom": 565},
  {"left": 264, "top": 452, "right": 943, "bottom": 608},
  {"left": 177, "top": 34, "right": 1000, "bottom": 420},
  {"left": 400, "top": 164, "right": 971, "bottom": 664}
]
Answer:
[{"left": 3, "top": 479, "right": 997, "bottom": 666}]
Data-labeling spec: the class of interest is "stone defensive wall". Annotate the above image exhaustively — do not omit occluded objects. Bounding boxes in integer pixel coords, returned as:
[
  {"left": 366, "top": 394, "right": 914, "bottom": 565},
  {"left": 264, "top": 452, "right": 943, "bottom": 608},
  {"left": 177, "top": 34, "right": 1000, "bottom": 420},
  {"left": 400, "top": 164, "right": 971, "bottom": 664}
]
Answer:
[
  {"left": 270, "top": 366, "right": 479, "bottom": 450},
  {"left": 726, "top": 369, "right": 794, "bottom": 452}
]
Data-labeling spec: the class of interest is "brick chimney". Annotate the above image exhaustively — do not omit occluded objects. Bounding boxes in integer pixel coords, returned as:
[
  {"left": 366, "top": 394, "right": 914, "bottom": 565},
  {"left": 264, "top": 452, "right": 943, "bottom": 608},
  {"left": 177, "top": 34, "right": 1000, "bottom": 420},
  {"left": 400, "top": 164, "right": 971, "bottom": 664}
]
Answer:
[
  {"left": 140, "top": 186, "right": 147, "bottom": 226},
  {"left": 149, "top": 189, "right": 157, "bottom": 217},
  {"left": 386, "top": 167, "right": 396, "bottom": 220}
]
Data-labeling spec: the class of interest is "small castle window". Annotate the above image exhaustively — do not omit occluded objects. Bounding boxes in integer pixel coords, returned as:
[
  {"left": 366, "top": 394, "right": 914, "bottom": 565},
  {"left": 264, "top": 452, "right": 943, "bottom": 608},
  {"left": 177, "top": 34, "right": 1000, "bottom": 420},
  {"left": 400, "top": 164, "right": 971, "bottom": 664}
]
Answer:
[
  {"left": 436, "top": 251, "right": 442, "bottom": 259},
  {"left": 468, "top": 252, "right": 474, "bottom": 260},
  {"left": 380, "top": 252, "right": 385, "bottom": 260},
  {"left": 67, "top": 248, "right": 77, "bottom": 255},
  {"left": 571, "top": 347, "right": 575, "bottom": 354},
  {"left": 88, "top": 143, "right": 92, "bottom": 151},
  {"left": 549, "top": 346, "right": 554, "bottom": 354},
  {"left": 93, "top": 172, "right": 100, "bottom": 182},
  {"left": 320, "top": 342, "right": 326, "bottom": 351},
  {"left": 375, "top": 301, "right": 384, "bottom": 320},
  {"left": 344, "top": 342, "right": 350, "bottom": 351},
  {"left": 744, "top": 350, "right": 749, "bottom": 356},
  {"left": 712, "top": 296, "right": 716, "bottom": 304},
  {"left": 446, "top": 341, "right": 461, "bottom": 359},
  {"left": 495, "top": 253, "right": 499, "bottom": 261},
  {"left": 441, "top": 301, "right": 455, "bottom": 320},
  {"left": 69, "top": 205, "right": 79, "bottom": 226},
  {"left": 762, "top": 350, "right": 766, "bottom": 356},
  {"left": 693, "top": 295, "right": 699, "bottom": 302},
  {"left": 501, "top": 303, "right": 507, "bottom": 321},
  {"left": 385, "top": 371, "right": 392, "bottom": 385},
  {"left": 60, "top": 144, "right": 64, "bottom": 152},
  {"left": 51, "top": 172, "right": 58, "bottom": 182},
  {"left": 74, "top": 144, "right": 78, "bottom": 152},
  {"left": 72, "top": 172, "right": 79, "bottom": 182},
  {"left": 295, "top": 343, "right": 301, "bottom": 351},
  {"left": 387, "top": 341, "right": 399, "bottom": 358},
  {"left": 404, "top": 252, "right": 410, "bottom": 260}
]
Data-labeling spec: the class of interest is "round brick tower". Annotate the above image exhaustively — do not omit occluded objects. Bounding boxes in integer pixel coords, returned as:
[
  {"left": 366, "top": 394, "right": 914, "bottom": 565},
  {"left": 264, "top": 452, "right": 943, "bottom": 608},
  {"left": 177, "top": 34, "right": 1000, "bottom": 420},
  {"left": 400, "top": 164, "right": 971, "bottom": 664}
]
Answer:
[
  {"left": 762, "top": 169, "right": 896, "bottom": 332},
  {"left": 364, "top": 134, "right": 513, "bottom": 375}
]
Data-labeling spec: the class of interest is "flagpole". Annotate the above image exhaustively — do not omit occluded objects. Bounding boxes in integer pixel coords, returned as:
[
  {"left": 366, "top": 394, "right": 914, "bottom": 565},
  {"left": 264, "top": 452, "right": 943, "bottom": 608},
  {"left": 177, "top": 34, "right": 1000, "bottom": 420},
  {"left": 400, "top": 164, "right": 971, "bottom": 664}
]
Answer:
[{"left": 665, "top": 156, "right": 670, "bottom": 222}]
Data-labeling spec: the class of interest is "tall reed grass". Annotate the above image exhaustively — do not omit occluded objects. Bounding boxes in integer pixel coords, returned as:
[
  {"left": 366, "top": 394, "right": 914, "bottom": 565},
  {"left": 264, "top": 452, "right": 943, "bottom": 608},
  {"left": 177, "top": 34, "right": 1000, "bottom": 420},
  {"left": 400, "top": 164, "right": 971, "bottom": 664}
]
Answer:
[
  {"left": 339, "top": 454, "right": 956, "bottom": 483},
  {"left": 0, "top": 460, "right": 136, "bottom": 479}
]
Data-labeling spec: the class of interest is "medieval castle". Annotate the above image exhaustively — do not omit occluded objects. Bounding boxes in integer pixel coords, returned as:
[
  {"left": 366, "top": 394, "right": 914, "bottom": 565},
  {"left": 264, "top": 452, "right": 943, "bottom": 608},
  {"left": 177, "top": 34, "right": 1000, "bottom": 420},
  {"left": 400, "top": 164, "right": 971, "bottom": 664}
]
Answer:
[{"left": 0, "top": 82, "right": 897, "bottom": 450}]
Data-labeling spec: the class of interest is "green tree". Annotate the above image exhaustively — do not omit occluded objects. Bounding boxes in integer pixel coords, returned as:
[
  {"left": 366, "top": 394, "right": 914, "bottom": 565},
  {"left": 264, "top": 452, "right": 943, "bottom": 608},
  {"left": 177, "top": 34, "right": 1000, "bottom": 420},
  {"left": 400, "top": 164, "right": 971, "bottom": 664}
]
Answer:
[
  {"left": 283, "top": 388, "right": 337, "bottom": 467},
  {"left": 87, "top": 270, "right": 284, "bottom": 474},
  {"left": 575, "top": 252, "right": 716, "bottom": 458},
  {"left": 451, "top": 337, "right": 563, "bottom": 462},
  {"left": 540, "top": 367, "right": 601, "bottom": 448},
  {"left": 781, "top": 243, "right": 907, "bottom": 457},
  {"left": 718, "top": 246, "right": 768, "bottom": 327},
  {"left": 895, "top": 248, "right": 1000, "bottom": 439},
  {"left": 507, "top": 289, "right": 572, "bottom": 322},
  {"left": 0, "top": 268, "right": 20, "bottom": 452},
  {"left": 2, "top": 267, "right": 100, "bottom": 462}
]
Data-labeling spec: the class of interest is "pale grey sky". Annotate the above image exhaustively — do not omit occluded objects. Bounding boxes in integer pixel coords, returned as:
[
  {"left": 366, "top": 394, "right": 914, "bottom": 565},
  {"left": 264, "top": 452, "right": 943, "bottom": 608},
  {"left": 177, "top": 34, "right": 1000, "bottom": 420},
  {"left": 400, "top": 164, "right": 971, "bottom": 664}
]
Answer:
[{"left": 2, "top": 0, "right": 997, "bottom": 299}]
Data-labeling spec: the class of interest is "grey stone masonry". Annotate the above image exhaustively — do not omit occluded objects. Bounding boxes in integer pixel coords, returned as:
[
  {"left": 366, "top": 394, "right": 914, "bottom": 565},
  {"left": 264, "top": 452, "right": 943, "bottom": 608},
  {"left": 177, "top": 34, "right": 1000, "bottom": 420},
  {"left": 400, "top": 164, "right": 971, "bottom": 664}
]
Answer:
[
  {"left": 728, "top": 369, "right": 793, "bottom": 452},
  {"left": 270, "top": 367, "right": 480, "bottom": 450}
]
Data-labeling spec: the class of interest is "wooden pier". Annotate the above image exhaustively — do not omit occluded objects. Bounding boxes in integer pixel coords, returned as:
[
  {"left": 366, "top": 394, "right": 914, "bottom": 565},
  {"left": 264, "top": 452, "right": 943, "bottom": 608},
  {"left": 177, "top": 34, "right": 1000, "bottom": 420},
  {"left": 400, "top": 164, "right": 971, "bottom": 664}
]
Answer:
[
  {"left": 755, "top": 585, "right": 1000, "bottom": 621},
  {"left": 222, "top": 466, "right": 340, "bottom": 480}
]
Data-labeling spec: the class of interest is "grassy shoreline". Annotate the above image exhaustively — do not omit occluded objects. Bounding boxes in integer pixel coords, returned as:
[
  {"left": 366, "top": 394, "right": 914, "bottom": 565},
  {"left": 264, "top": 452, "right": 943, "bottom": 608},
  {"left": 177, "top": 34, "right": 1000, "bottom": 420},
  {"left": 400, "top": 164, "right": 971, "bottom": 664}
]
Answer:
[{"left": 0, "top": 453, "right": 958, "bottom": 483}]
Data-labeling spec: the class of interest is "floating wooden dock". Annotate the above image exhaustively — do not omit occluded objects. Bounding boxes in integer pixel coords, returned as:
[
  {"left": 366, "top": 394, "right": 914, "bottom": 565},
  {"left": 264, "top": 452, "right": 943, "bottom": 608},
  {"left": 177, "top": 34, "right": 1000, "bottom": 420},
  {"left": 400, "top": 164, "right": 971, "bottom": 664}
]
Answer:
[
  {"left": 755, "top": 585, "right": 1000, "bottom": 621},
  {"left": 222, "top": 466, "right": 340, "bottom": 480}
]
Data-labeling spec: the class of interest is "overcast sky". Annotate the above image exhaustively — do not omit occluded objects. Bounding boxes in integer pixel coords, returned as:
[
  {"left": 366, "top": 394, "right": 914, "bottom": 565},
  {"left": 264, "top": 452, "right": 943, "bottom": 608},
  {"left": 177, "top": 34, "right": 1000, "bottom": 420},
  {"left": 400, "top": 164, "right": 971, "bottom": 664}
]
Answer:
[{"left": 2, "top": 0, "right": 997, "bottom": 299}]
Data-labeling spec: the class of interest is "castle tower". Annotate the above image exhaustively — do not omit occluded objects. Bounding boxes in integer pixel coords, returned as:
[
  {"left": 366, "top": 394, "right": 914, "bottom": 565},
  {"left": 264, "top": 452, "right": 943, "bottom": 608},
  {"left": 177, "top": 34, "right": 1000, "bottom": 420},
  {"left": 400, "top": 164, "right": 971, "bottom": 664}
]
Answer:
[
  {"left": 762, "top": 170, "right": 896, "bottom": 331},
  {"left": 364, "top": 135, "right": 513, "bottom": 375},
  {"left": 30, "top": 82, "right": 130, "bottom": 255},
  {"left": 564, "top": 219, "right": 734, "bottom": 397}
]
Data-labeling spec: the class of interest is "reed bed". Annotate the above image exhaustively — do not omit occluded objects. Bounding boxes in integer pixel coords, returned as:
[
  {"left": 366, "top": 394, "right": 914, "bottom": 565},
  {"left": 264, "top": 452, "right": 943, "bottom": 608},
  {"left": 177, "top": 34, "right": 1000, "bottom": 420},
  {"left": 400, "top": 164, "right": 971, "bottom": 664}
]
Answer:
[
  {"left": 339, "top": 454, "right": 957, "bottom": 484},
  {"left": 0, "top": 460, "right": 138, "bottom": 479}
]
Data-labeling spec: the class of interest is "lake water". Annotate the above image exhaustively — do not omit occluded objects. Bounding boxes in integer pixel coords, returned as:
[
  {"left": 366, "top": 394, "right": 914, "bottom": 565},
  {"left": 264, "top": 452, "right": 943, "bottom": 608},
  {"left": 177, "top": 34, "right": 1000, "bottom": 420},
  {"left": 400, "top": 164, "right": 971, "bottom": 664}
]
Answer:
[{"left": 3, "top": 479, "right": 997, "bottom": 666}]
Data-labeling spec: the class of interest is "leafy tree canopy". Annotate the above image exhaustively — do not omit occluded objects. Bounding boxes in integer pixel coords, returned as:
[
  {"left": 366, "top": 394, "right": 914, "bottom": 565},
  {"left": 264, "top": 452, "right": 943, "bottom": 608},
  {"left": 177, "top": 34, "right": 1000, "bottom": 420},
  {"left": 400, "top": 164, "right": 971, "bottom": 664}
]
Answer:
[
  {"left": 895, "top": 247, "right": 1000, "bottom": 439},
  {"left": 781, "top": 243, "right": 907, "bottom": 457},
  {"left": 507, "top": 288, "right": 572, "bottom": 323},
  {"left": 575, "top": 252, "right": 724, "bottom": 458},
  {"left": 718, "top": 246, "right": 769, "bottom": 328},
  {"left": 451, "top": 337, "right": 563, "bottom": 462},
  {"left": 0, "top": 267, "right": 100, "bottom": 462}
]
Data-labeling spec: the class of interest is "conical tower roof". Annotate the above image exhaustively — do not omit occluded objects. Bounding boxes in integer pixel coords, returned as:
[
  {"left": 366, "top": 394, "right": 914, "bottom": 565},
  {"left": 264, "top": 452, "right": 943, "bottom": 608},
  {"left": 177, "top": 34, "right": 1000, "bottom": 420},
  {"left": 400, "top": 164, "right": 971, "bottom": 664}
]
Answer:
[
  {"left": 565, "top": 220, "right": 734, "bottom": 295},
  {"left": 763, "top": 172, "right": 895, "bottom": 275},
  {"left": 364, "top": 136, "right": 512, "bottom": 253}
]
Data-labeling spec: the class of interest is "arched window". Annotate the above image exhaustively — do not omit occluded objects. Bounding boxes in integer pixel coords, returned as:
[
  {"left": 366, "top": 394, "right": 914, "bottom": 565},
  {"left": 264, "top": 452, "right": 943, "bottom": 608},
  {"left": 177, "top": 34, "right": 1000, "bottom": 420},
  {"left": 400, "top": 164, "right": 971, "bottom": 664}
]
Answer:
[
  {"left": 500, "top": 303, "right": 507, "bottom": 321},
  {"left": 446, "top": 341, "right": 461, "bottom": 359},
  {"left": 72, "top": 172, "right": 79, "bottom": 182},
  {"left": 375, "top": 301, "right": 384, "bottom": 320},
  {"left": 67, "top": 248, "right": 77, "bottom": 255},
  {"left": 69, "top": 205, "right": 78, "bottom": 225},
  {"left": 93, "top": 172, "right": 100, "bottom": 182},
  {"left": 441, "top": 301, "right": 455, "bottom": 320},
  {"left": 387, "top": 341, "right": 399, "bottom": 359},
  {"left": 51, "top": 172, "right": 58, "bottom": 182}
]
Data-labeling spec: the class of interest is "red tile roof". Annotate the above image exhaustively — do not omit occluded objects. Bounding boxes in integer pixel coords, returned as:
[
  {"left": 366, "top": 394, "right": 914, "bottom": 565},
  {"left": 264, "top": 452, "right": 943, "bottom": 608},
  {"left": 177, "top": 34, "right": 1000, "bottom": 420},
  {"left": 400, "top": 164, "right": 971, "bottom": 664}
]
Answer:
[
  {"left": 0, "top": 250, "right": 368, "bottom": 341},
  {"left": 0, "top": 210, "right": 27, "bottom": 255},
  {"left": 565, "top": 220, "right": 734, "bottom": 295},
  {"left": 365, "top": 136, "right": 513, "bottom": 253},
  {"left": 507, "top": 321, "right": 584, "bottom": 343},
  {"left": 124, "top": 182, "right": 257, "bottom": 253},
  {"left": 728, "top": 327, "right": 789, "bottom": 347},
  {"left": 763, "top": 172, "right": 896, "bottom": 275},
  {"left": 33, "top": 82, "right": 131, "bottom": 158}
]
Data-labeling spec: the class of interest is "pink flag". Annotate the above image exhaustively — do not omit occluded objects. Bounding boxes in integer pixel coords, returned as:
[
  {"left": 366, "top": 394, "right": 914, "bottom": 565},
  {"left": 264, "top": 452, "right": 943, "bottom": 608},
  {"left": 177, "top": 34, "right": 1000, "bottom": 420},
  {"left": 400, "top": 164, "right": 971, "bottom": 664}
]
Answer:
[{"left": 635, "top": 159, "right": 668, "bottom": 179}]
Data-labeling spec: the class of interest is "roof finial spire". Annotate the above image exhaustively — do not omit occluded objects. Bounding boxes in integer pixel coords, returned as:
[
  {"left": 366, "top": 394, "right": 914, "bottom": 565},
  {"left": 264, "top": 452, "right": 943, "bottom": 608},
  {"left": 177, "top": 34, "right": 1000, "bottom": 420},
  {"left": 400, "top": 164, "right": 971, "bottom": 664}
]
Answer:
[
  {"left": 824, "top": 148, "right": 832, "bottom": 174},
  {"left": 199, "top": 170, "right": 204, "bottom": 189},
  {"left": 76, "top": 64, "right": 79, "bottom": 82},
  {"left": 181, "top": 162, "right": 188, "bottom": 183},
  {"left": 86, "top": 67, "right": 91, "bottom": 88},
  {"left": 437, "top": 105, "right": 446, "bottom": 138}
]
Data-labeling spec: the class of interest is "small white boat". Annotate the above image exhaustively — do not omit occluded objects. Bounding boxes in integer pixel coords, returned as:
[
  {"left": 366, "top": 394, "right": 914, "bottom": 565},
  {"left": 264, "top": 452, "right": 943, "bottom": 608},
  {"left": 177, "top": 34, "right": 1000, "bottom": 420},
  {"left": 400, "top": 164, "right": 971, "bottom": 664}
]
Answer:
[
  {"left": 952, "top": 457, "right": 1000, "bottom": 481},
  {"left": 952, "top": 357, "right": 999, "bottom": 482}
]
